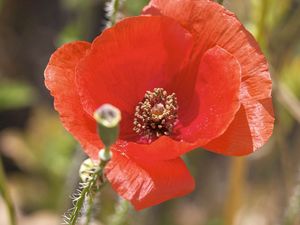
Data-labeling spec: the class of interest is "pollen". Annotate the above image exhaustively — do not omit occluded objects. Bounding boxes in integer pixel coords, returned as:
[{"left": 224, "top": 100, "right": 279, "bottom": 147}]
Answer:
[{"left": 133, "top": 88, "right": 178, "bottom": 141}]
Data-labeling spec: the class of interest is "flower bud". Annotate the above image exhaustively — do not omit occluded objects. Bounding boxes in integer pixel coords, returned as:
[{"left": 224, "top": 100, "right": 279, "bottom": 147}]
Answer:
[
  {"left": 79, "top": 158, "right": 97, "bottom": 182},
  {"left": 93, "top": 104, "right": 121, "bottom": 148}
]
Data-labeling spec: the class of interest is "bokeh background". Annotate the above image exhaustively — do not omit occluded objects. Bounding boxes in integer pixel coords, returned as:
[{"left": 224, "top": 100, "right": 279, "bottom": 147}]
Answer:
[{"left": 0, "top": 0, "right": 300, "bottom": 225}]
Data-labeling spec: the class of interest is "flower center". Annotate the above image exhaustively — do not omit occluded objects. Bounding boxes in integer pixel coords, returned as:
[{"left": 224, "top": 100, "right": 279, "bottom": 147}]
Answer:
[{"left": 133, "top": 88, "right": 178, "bottom": 141}]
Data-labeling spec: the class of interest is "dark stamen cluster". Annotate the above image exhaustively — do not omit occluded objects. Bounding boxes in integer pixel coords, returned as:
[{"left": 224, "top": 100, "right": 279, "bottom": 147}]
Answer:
[{"left": 133, "top": 88, "right": 178, "bottom": 142}]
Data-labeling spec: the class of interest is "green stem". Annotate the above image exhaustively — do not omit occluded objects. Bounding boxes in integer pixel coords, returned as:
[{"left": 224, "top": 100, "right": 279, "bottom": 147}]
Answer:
[
  {"left": 68, "top": 159, "right": 109, "bottom": 225},
  {"left": 83, "top": 180, "right": 107, "bottom": 225},
  {"left": 0, "top": 156, "right": 16, "bottom": 225},
  {"left": 104, "top": 147, "right": 112, "bottom": 160},
  {"left": 255, "top": 0, "right": 269, "bottom": 48},
  {"left": 109, "top": 198, "right": 130, "bottom": 225},
  {"left": 217, "top": 0, "right": 224, "bottom": 5},
  {"left": 110, "top": 0, "right": 120, "bottom": 26}
]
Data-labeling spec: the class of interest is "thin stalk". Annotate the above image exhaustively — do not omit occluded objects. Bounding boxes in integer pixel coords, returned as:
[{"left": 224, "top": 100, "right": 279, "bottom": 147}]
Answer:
[
  {"left": 110, "top": 0, "right": 120, "bottom": 26},
  {"left": 68, "top": 174, "right": 96, "bottom": 225},
  {"left": 68, "top": 160, "right": 109, "bottom": 225},
  {"left": 83, "top": 180, "right": 107, "bottom": 225},
  {"left": 0, "top": 156, "right": 16, "bottom": 225},
  {"left": 224, "top": 157, "right": 246, "bottom": 225},
  {"left": 255, "top": 0, "right": 269, "bottom": 49}
]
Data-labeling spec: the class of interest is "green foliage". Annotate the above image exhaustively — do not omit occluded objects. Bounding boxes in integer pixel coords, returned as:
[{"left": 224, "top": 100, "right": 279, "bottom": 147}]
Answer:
[
  {"left": 56, "top": 23, "right": 83, "bottom": 46},
  {"left": 0, "top": 157, "right": 16, "bottom": 225},
  {"left": 0, "top": 81, "right": 35, "bottom": 110},
  {"left": 57, "top": 0, "right": 98, "bottom": 46},
  {"left": 250, "top": 0, "right": 290, "bottom": 31},
  {"left": 26, "top": 107, "right": 76, "bottom": 177},
  {"left": 123, "top": 0, "right": 148, "bottom": 15}
]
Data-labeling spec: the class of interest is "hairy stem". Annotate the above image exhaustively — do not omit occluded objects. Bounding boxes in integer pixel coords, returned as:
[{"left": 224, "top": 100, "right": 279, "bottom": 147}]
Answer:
[
  {"left": 110, "top": 0, "right": 120, "bottom": 26},
  {"left": 68, "top": 160, "right": 109, "bottom": 225},
  {"left": 0, "top": 156, "right": 16, "bottom": 225}
]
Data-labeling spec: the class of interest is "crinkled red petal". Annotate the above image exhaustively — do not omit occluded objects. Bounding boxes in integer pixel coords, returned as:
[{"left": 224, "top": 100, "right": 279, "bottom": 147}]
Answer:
[
  {"left": 44, "top": 41, "right": 102, "bottom": 158},
  {"left": 144, "top": 0, "right": 274, "bottom": 155},
  {"left": 175, "top": 46, "right": 241, "bottom": 144},
  {"left": 105, "top": 151, "right": 195, "bottom": 210}
]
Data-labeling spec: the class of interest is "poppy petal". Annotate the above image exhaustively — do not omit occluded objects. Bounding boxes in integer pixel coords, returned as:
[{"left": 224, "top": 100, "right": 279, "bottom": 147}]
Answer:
[
  {"left": 76, "top": 16, "right": 193, "bottom": 140},
  {"left": 204, "top": 88, "right": 274, "bottom": 155},
  {"left": 176, "top": 46, "right": 241, "bottom": 144},
  {"left": 113, "top": 137, "right": 193, "bottom": 161},
  {"left": 105, "top": 151, "right": 195, "bottom": 210},
  {"left": 143, "top": 0, "right": 274, "bottom": 154},
  {"left": 44, "top": 41, "right": 102, "bottom": 158}
]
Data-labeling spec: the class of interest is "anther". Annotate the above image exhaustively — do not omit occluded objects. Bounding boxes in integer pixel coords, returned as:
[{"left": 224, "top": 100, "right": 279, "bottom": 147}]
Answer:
[{"left": 133, "top": 88, "right": 178, "bottom": 141}]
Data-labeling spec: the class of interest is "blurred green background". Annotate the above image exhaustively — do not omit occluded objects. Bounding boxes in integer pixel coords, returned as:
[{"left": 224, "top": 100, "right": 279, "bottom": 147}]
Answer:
[{"left": 0, "top": 0, "right": 300, "bottom": 225}]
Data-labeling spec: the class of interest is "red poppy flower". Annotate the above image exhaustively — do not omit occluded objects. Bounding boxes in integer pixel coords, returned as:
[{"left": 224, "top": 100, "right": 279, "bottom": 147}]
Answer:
[{"left": 44, "top": 0, "right": 274, "bottom": 210}]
